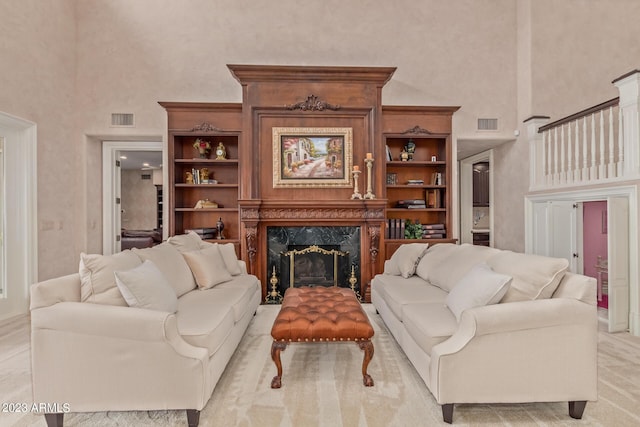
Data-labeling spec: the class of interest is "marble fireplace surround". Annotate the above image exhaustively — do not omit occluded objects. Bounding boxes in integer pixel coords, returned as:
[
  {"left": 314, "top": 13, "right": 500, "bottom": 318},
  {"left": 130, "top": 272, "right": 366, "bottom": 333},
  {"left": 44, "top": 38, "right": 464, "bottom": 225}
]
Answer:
[{"left": 239, "top": 200, "right": 385, "bottom": 302}]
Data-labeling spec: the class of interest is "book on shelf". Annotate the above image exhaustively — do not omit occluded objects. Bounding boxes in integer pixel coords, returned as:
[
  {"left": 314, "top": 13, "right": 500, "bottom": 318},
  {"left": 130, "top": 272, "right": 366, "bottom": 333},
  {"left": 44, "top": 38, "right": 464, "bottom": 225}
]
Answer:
[
  {"left": 386, "top": 218, "right": 407, "bottom": 239},
  {"left": 423, "top": 228, "right": 446, "bottom": 235},
  {"left": 423, "top": 223, "right": 446, "bottom": 230},
  {"left": 426, "top": 189, "right": 441, "bottom": 208},
  {"left": 430, "top": 172, "right": 444, "bottom": 186},
  {"left": 406, "top": 179, "right": 424, "bottom": 185},
  {"left": 396, "top": 199, "right": 426, "bottom": 208},
  {"left": 386, "top": 145, "right": 393, "bottom": 161},
  {"left": 423, "top": 233, "right": 445, "bottom": 239}
]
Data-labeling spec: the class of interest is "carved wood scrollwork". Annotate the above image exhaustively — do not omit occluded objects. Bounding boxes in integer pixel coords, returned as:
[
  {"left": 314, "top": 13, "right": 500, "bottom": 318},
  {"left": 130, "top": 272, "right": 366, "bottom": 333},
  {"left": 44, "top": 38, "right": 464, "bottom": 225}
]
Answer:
[
  {"left": 401, "top": 125, "right": 433, "bottom": 135},
  {"left": 285, "top": 94, "right": 340, "bottom": 111},
  {"left": 368, "top": 225, "right": 380, "bottom": 264},
  {"left": 260, "top": 208, "right": 368, "bottom": 220},
  {"left": 191, "top": 122, "right": 223, "bottom": 132},
  {"left": 245, "top": 225, "right": 257, "bottom": 274}
]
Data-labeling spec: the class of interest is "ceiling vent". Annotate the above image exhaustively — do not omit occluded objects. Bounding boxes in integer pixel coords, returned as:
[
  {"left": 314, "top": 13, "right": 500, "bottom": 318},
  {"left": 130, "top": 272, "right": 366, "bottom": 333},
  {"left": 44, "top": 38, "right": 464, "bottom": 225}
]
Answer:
[
  {"left": 111, "top": 113, "right": 135, "bottom": 127},
  {"left": 477, "top": 118, "right": 498, "bottom": 131}
]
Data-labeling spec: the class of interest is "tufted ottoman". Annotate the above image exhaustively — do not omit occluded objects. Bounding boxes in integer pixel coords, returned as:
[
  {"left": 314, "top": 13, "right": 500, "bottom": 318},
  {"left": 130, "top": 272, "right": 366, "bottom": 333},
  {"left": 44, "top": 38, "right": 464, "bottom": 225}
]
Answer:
[{"left": 270, "top": 286, "right": 375, "bottom": 388}]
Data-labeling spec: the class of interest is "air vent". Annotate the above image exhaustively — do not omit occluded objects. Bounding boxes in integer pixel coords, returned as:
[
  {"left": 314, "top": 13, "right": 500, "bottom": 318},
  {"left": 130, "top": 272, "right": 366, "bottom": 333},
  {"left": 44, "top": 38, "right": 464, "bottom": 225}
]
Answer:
[
  {"left": 111, "top": 113, "right": 135, "bottom": 127},
  {"left": 141, "top": 173, "right": 151, "bottom": 180},
  {"left": 477, "top": 118, "right": 498, "bottom": 131}
]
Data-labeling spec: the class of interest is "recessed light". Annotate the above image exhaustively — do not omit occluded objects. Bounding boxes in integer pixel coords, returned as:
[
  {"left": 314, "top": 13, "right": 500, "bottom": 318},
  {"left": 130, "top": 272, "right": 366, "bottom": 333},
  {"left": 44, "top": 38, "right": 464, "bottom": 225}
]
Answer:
[
  {"left": 119, "top": 155, "right": 127, "bottom": 159},
  {"left": 143, "top": 162, "right": 150, "bottom": 167}
]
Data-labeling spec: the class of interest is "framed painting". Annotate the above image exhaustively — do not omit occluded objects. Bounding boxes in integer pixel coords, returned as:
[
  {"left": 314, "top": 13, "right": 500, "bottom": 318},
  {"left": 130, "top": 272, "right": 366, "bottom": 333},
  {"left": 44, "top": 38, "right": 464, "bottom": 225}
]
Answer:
[{"left": 272, "top": 127, "right": 353, "bottom": 188}]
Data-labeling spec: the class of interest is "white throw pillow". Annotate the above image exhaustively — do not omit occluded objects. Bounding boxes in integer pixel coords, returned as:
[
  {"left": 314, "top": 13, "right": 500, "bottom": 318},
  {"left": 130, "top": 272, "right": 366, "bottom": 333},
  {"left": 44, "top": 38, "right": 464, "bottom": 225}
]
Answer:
[
  {"left": 487, "top": 251, "right": 569, "bottom": 302},
  {"left": 167, "top": 230, "right": 205, "bottom": 253},
  {"left": 445, "top": 262, "right": 512, "bottom": 322},
  {"left": 182, "top": 244, "right": 233, "bottom": 289},
  {"left": 216, "top": 243, "right": 243, "bottom": 276},
  {"left": 114, "top": 260, "right": 178, "bottom": 313},
  {"left": 80, "top": 250, "right": 142, "bottom": 306},
  {"left": 133, "top": 242, "right": 197, "bottom": 297},
  {"left": 387, "top": 243, "right": 429, "bottom": 278}
]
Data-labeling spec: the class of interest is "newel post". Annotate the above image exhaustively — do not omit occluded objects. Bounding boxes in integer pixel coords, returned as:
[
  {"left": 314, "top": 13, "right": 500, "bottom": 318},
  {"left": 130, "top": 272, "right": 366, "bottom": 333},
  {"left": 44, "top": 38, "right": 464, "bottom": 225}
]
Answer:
[
  {"left": 524, "top": 116, "right": 550, "bottom": 191},
  {"left": 613, "top": 70, "right": 640, "bottom": 178}
]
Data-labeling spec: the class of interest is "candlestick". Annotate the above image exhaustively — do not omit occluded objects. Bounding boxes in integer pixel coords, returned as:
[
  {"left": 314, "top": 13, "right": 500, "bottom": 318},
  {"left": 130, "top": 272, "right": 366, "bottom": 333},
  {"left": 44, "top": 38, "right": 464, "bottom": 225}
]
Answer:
[
  {"left": 351, "top": 169, "right": 363, "bottom": 199},
  {"left": 364, "top": 157, "right": 375, "bottom": 199},
  {"left": 366, "top": 152, "right": 373, "bottom": 160}
]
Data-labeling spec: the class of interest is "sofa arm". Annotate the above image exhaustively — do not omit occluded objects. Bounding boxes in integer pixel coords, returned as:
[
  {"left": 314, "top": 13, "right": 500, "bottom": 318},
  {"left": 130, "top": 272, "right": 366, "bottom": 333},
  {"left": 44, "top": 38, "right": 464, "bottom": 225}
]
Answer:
[
  {"left": 429, "top": 298, "right": 598, "bottom": 404},
  {"left": 31, "top": 302, "right": 210, "bottom": 412},
  {"left": 31, "top": 302, "right": 205, "bottom": 357}
]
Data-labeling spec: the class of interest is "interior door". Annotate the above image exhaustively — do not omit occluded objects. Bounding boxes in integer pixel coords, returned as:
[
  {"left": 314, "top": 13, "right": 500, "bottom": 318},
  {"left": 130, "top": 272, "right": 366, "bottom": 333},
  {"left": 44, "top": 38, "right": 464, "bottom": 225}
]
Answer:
[
  {"left": 549, "top": 201, "right": 579, "bottom": 272},
  {"left": 607, "top": 196, "right": 629, "bottom": 332},
  {"left": 114, "top": 153, "right": 122, "bottom": 253}
]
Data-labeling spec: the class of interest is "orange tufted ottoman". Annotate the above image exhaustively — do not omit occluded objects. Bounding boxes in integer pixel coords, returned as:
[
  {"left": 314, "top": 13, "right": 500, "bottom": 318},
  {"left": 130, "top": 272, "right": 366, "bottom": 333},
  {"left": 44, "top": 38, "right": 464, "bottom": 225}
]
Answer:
[{"left": 270, "top": 286, "right": 374, "bottom": 388}]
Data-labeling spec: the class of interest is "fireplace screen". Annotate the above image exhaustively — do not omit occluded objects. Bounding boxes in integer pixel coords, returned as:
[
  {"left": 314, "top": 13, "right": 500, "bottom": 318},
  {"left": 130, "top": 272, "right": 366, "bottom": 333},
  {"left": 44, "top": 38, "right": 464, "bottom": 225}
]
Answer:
[{"left": 281, "top": 245, "right": 349, "bottom": 288}]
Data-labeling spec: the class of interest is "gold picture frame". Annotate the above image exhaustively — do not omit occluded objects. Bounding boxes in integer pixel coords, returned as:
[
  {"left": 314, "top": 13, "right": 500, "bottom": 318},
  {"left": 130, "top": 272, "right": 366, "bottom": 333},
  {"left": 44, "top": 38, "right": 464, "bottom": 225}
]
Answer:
[{"left": 272, "top": 127, "right": 353, "bottom": 188}]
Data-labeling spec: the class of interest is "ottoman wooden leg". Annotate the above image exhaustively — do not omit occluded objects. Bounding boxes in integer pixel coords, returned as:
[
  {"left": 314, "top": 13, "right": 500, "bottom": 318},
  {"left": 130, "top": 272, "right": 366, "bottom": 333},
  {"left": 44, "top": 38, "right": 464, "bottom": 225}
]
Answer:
[
  {"left": 358, "top": 340, "right": 374, "bottom": 386},
  {"left": 271, "top": 341, "right": 288, "bottom": 388}
]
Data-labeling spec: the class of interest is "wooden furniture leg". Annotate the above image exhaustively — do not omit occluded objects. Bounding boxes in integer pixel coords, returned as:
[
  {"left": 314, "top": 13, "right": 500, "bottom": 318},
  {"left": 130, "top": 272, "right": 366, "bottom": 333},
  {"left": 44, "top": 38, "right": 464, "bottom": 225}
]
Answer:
[
  {"left": 271, "top": 341, "right": 288, "bottom": 388},
  {"left": 186, "top": 409, "right": 200, "bottom": 427},
  {"left": 569, "top": 401, "right": 587, "bottom": 419},
  {"left": 442, "top": 403, "right": 454, "bottom": 423},
  {"left": 44, "top": 413, "right": 64, "bottom": 427},
  {"left": 358, "top": 340, "right": 375, "bottom": 386}
]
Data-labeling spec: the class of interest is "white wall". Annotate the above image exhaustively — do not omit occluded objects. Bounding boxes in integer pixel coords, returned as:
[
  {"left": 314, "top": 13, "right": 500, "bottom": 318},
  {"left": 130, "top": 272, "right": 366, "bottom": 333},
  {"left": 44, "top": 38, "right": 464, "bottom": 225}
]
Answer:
[
  {"left": 0, "top": 0, "right": 78, "bottom": 280},
  {"left": 2, "top": 0, "right": 640, "bottom": 278}
]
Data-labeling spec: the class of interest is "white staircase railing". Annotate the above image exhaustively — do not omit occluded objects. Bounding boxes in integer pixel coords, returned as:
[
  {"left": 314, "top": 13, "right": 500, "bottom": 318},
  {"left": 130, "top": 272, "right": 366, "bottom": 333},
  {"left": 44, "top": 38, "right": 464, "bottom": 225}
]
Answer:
[{"left": 527, "top": 70, "right": 640, "bottom": 191}]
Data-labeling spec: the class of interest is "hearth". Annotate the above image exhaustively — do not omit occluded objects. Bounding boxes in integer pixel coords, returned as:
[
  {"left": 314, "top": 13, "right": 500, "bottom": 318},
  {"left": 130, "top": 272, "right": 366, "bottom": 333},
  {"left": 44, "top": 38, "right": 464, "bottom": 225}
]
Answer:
[{"left": 266, "top": 226, "right": 361, "bottom": 303}]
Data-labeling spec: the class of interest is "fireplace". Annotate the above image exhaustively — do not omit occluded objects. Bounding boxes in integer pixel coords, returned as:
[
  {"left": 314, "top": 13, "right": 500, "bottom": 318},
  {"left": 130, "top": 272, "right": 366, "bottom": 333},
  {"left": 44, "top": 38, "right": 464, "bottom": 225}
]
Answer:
[{"left": 265, "top": 226, "right": 360, "bottom": 303}]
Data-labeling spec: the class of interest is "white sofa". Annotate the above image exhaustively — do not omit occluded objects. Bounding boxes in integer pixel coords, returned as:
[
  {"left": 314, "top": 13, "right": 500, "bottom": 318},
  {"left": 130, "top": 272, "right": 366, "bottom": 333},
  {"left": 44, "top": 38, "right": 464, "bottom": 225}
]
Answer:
[
  {"left": 30, "top": 232, "right": 261, "bottom": 427},
  {"left": 371, "top": 243, "right": 598, "bottom": 423}
]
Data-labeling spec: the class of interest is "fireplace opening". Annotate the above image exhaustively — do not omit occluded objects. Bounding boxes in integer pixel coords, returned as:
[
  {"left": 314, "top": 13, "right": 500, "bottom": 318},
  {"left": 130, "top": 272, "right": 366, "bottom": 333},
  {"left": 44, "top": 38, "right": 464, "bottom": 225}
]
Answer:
[
  {"left": 265, "top": 226, "right": 361, "bottom": 303},
  {"left": 281, "top": 245, "right": 348, "bottom": 288}
]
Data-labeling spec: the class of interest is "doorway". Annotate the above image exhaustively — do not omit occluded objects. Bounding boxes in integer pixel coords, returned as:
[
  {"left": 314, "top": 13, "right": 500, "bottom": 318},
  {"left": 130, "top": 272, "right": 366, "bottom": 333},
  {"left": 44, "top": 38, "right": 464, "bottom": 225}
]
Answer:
[
  {"left": 102, "top": 141, "right": 163, "bottom": 255},
  {"left": 526, "top": 186, "right": 635, "bottom": 334},
  {"left": 0, "top": 112, "right": 37, "bottom": 322},
  {"left": 459, "top": 150, "right": 494, "bottom": 246},
  {"left": 583, "top": 201, "right": 609, "bottom": 313}
]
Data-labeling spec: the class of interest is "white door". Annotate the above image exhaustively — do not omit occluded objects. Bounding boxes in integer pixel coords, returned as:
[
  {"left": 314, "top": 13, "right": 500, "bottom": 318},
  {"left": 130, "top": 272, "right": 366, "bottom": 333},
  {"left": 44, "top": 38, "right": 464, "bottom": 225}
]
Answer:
[
  {"left": 114, "top": 153, "right": 122, "bottom": 253},
  {"left": 549, "top": 201, "right": 580, "bottom": 273},
  {"left": 607, "top": 196, "right": 629, "bottom": 332},
  {"left": 0, "top": 137, "right": 4, "bottom": 299}
]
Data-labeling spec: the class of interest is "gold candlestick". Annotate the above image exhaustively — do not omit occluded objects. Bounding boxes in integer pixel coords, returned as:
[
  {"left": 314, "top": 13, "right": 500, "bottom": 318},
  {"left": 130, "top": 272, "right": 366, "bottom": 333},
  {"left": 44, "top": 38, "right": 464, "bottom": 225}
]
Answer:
[
  {"left": 351, "top": 168, "right": 363, "bottom": 199},
  {"left": 364, "top": 157, "right": 375, "bottom": 199}
]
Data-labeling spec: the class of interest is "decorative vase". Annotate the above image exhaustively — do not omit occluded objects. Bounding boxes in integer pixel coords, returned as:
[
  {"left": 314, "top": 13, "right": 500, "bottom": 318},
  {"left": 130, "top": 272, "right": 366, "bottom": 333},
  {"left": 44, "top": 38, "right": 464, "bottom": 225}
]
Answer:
[{"left": 216, "top": 217, "right": 225, "bottom": 240}]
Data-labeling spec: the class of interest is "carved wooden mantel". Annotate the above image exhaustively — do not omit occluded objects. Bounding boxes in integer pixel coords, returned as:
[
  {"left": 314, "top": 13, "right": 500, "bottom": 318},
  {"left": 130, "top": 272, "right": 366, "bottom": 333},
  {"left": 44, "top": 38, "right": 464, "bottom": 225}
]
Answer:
[{"left": 240, "top": 199, "right": 385, "bottom": 301}]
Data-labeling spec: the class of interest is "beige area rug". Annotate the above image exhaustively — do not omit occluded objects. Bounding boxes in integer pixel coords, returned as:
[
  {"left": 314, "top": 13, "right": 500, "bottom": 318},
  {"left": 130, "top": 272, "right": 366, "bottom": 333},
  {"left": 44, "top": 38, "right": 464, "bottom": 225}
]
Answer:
[{"left": 3, "top": 305, "right": 640, "bottom": 426}]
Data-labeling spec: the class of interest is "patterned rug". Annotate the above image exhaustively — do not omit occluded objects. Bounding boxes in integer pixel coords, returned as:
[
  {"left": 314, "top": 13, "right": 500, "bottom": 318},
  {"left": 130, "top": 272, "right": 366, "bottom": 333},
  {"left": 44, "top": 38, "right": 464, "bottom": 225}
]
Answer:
[{"left": 4, "top": 305, "right": 640, "bottom": 426}]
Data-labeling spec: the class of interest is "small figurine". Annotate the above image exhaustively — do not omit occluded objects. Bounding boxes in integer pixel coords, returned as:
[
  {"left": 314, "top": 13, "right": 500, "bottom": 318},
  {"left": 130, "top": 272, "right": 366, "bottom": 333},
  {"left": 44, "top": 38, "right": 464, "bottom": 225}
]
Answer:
[
  {"left": 400, "top": 149, "right": 409, "bottom": 162},
  {"left": 216, "top": 217, "right": 225, "bottom": 239},
  {"left": 200, "top": 168, "right": 209, "bottom": 183},
  {"left": 215, "top": 142, "right": 227, "bottom": 160},
  {"left": 185, "top": 171, "right": 194, "bottom": 184},
  {"left": 193, "top": 138, "right": 212, "bottom": 159},
  {"left": 405, "top": 139, "right": 416, "bottom": 161}
]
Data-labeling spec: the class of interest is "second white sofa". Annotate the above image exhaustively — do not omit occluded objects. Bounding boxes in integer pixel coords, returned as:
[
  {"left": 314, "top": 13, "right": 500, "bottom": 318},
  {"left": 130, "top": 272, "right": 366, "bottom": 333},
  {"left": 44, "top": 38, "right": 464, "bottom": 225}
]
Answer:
[{"left": 371, "top": 243, "right": 598, "bottom": 423}]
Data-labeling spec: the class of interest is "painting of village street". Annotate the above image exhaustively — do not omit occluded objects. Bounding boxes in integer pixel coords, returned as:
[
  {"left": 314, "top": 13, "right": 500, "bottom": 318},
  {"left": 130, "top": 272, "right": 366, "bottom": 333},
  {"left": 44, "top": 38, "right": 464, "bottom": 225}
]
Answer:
[
  {"left": 273, "top": 127, "right": 353, "bottom": 187},
  {"left": 281, "top": 135, "right": 344, "bottom": 179}
]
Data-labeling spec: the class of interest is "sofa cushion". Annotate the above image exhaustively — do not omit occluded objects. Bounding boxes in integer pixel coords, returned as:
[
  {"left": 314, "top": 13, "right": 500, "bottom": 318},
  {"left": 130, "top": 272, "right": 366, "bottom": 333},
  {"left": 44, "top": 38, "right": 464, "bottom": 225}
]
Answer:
[
  {"left": 445, "top": 262, "right": 512, "bottom": 322},
  {"left": 133, "top": 242, "right": 197, "bottom": 297},
  {"left": 385, "top": 243, "right": 430, "bottom": 278},
  {"left": 417, "top": 243, "right": 500, "bottom": 292},
  {"left": 487, "top": 251, "right": 569, "bottom": 302},
  {"left": 213, "top": 275, "right": 261, "bottom": 322},
  {"left": 402, "top": 303, "right": 458, "bottom": 356},
  {"left": 114, "top": 260, "right": 178, "bottom": 313},
  {"left": 176, "top": 293, "right": 235, "bottom": 357},
  {"left": 182, "top": 244, "right": 233, "bottom": 289},
  {"left": 79, "top": 250, "right": 142, "bottom": 306},
  {"left": 167, "top": 230, "right": 207, "bottom": 253},
  {"left": 372, "top": 274, "right": 447, "bottom": 322},
  {"left": 216, "top": 243, "right": 243, "bottom": 276}
]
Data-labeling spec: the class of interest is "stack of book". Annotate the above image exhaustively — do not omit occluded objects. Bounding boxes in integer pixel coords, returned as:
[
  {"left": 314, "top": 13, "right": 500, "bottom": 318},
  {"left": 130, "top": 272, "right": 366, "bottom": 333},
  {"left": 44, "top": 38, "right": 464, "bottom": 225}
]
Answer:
[
  {"left": 185, "top": 227, "right": 217, "bottom": 240},
  {"left": 385, "top": 219, "right": 405, "bottom": 239},
  {"left": 422, "top": 223, "right": 446, "bottom": 239},
  {"left": 395, "top": 199, "right": 426, "bottom": 209}
]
